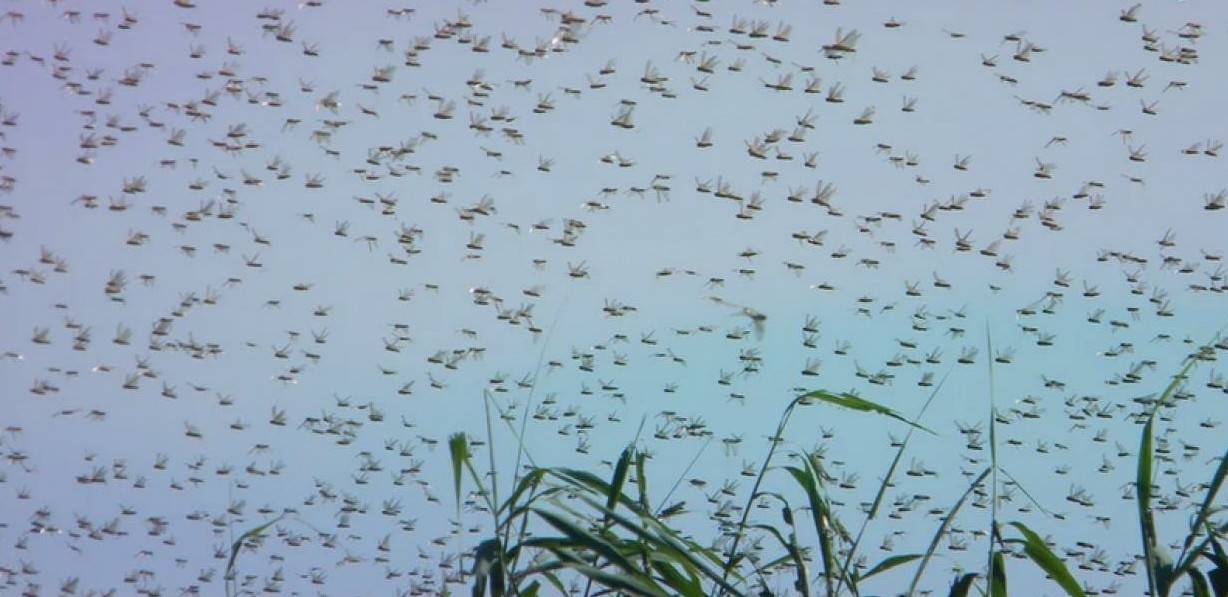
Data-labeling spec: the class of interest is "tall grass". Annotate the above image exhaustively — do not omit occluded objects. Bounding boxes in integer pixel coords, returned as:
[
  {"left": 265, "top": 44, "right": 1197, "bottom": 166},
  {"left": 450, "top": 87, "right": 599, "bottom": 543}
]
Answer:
[
  {"left": 1133, "top": 339, "right": 1228, "bottom": 597},
  {"left": 446, "top": 378, "right": 1109, "bottom": 596},
  {"left": 210, "top": 332, "right": 1228, "bottom": 596}
]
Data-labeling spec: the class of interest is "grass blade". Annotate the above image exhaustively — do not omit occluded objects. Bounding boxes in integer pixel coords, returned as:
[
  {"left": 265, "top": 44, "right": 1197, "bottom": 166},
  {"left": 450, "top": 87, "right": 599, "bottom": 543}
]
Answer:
[
  {"left": 990, "top": 550, "right": 1008, "bottom": 597},
  {"left": 1138, "top": 356, "right": 1199, "bottom": 596},
  {"left": 532, "top": 507, "right": 645, "bottom": 579},
  {"left": 563, "top": 563, "right": 670, "bottom": 597},
  {"left": 859, "top": 554, "right": 922, "bottom": 583},
  {"left": 987, "top": 326, "right": 1000, "bottom": 597},
  {"left": 786, "top": 456, "right": 839, "bottom": 596},
  {"left": 1211, "top": 565, "right": 1228, "bottom": 597},
  {"left": 568, "top": 495, "right": 745, "bottom": 595},
  {"left": 1005, "top": 522, "right": 1084, "bottom": 596},
  {"left": 801, "top": 389, "right": 936, "bottom": 435},
  {"left": 450, "top": 432, "right": 471, "bottom": 517},
  {"left": 1175, "top": 444, "right": 1228, "bottom": 575},
  {"left": 1187, "top": 568, "right": 1212, "bottom": 597},
  {"left": 225, "top": 515, "right": 285, "bottom": 584},
  {"left": 607, "top": 446, "right": 634, "bottom": 518}
]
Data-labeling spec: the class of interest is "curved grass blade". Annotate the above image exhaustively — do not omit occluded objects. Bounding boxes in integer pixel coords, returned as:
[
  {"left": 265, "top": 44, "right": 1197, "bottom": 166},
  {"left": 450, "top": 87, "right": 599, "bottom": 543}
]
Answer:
[
  {"left": 1004, "top": 522, "right": 1084, "bottom": 597},
  {"left": 858, "top": 554, "right": 922, "bottom": 583},
  {"left": 1187, "top": 568, "right": 1212, "bottom": 597},
  {"left": 225, "top": 514, "right": 286, "bottom": 583},
  {"left": 801, "top": 389, "right": 936, "bottom": 435},
  {"left": 752, "top": 524, "right": 810, "bottom": 597},
  {"left": 531, "top": 507, "right": 646, "bottom": 580},
  {"left": 650, "top": 557, "right": 704, "bottom": 597},
  {"left": 567, "top": 495, "right": 745, "bottom": 595}
]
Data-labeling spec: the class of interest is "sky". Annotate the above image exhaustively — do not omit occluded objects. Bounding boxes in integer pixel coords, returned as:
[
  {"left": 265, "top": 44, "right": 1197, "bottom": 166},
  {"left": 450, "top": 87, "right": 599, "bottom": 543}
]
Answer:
[{"left": 2, "top": 0, "right": 1228, "bottom": 595}]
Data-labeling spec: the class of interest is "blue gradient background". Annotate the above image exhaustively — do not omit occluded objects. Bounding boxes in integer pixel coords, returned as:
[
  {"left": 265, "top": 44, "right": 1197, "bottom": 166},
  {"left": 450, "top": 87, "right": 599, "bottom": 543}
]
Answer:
[{"left": 2, "top": 1, "right": 1227, "bottom": 595}]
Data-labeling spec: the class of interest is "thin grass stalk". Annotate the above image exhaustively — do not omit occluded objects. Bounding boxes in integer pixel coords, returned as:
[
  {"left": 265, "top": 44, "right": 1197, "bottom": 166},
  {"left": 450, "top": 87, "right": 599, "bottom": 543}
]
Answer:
[
  {"left": 656, "top": 436, "right": 713, "bottom": 516},
  {"left": 906, "top": 467, "right": 991, "bottom": 596},
  {"left": 502, "top": 309, "right": 564, "bottom": 584},
  {"left": 834, "top": 368, "right": 952, "bottom": 595},
  {"left": 1172, "top": 443, "right": 1228, "bottom": 585},
  {"left": 987, "top": 325, "right": 1000, "bottom": 597},
  {"left": 715, "top": 395, "right": 804, "bottom": 596},
  {"left": 481, "top": 390, "right": 511, "bottom": 595}
]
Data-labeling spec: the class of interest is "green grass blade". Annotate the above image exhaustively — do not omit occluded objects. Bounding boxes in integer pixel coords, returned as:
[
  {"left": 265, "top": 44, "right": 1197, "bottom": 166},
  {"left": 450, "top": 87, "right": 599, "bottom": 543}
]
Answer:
[
  {"left": 987, "top": 326, "right": 1000, "bottom": 597},
  {"left": 225, "top": 514, "right": 285, "bottom": 582},
  {"left": 1187, "top": 568, "right": 1212, "bottom": 597},
  {"left": 608, "top": 445, "right": 634, "bottom": 518},
  {"left": 1211, "top": 565, "right": 1228, "bottom": 597},
  {"left": 859, "top": 554, "right": 922, "bottom": 583},
  {"left": 1208, "top": 526, "right": 1228, "bottom": 569},
  {"left": 1005, "top": 522, "right": 1084, "bottom": 596},
  {"left": 997, "top": 467, "right": 1057, "bottom": 518},
  {"left": 450, "top": 432, "right": 471, "bottom": 517},
  {"left": 1176, "top": 444, "right": 1228, "bottom": 573},
  {"left": 650, "top": 557, "right": 704, "bottom": 597},
  {"left": 564, "top": 563, "right": 670, "bottom": 597},
  {"left": 568, "top": 495, "right": 745, "bottom": 594},
  {"left": 521, "top": 580, "right": 541, "bottom": 597},
  {"left": 471, "top": 538, "right": 506, "bottom": 597},
  {"left": 1138, "top": 409, "right": 1159, "bottom": 595},
  {"left": 637, "top": 450, "right": 651, "bottom": 513},
  {"left": 531, "top": 507, "right": 645, "bottom": 580},
  {"left": 656, "top": 437, "right": 711, "bottom": 516},
  {"left": 546, "top": 468, "right": 647, "bottom": 514},
  {"left": 785, "top": 459, "right": 837, "bottom": 596},
  {"left": 720, "top": 396, "right": 804, "bottom": 593},
  {"left": 801, "top": 389, "right": 936, "bottom": 435},
  {"left": 908, "top": 468, "right": 991, "bottom": 596},
  {"left": 1137, "top": 354, "right": 1199, "bottom": 596},
  {"left": 990, "top": 550, "right": 1008, "bottom": 597},
  {"left": 948, "top": 573, "right": 978, "bottom": 597},
  {"left": 498, "top": 468, "right": 548, "bottom": 518},
  {"left": 752, "top": 524, "right": 810, "bottom": 597}
]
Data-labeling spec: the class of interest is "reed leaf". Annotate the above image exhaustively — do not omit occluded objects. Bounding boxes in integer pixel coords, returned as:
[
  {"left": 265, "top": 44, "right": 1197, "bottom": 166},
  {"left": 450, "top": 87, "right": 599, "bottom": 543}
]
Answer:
[
  {"left": 1004, "top": 522, "right": 1083, "bottom": 596},
  {"left": 1138, "top": 356, "right": 1198, "bottom": 596},
  {"left": 989, "top": 550, "right": 1007, "bottom": 597},
  {"left": 801, "top": 389, "right": 935, "bottom": 435},
  {"left": 785, "top": 455, "right": 838, "bottom": 596},
  {"left": 858, "top": 554, "right": 922, "bottom": 583},
  {"left": 449, "top": 432, "right": 471, "bottom": 517}
]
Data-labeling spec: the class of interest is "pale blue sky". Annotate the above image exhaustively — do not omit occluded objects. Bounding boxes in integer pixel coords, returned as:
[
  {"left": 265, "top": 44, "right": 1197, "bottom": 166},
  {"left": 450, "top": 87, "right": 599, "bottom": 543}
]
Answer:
[{"left": 2, "top": 0, "right": 1228, "bottom": 595}]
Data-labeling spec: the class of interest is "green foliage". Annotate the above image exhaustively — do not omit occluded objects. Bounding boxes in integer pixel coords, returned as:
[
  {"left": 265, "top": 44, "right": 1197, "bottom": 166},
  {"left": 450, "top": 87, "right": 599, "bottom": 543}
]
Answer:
[{"left": 441, "top": 349, "right": 1228, "bottom": 597}]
